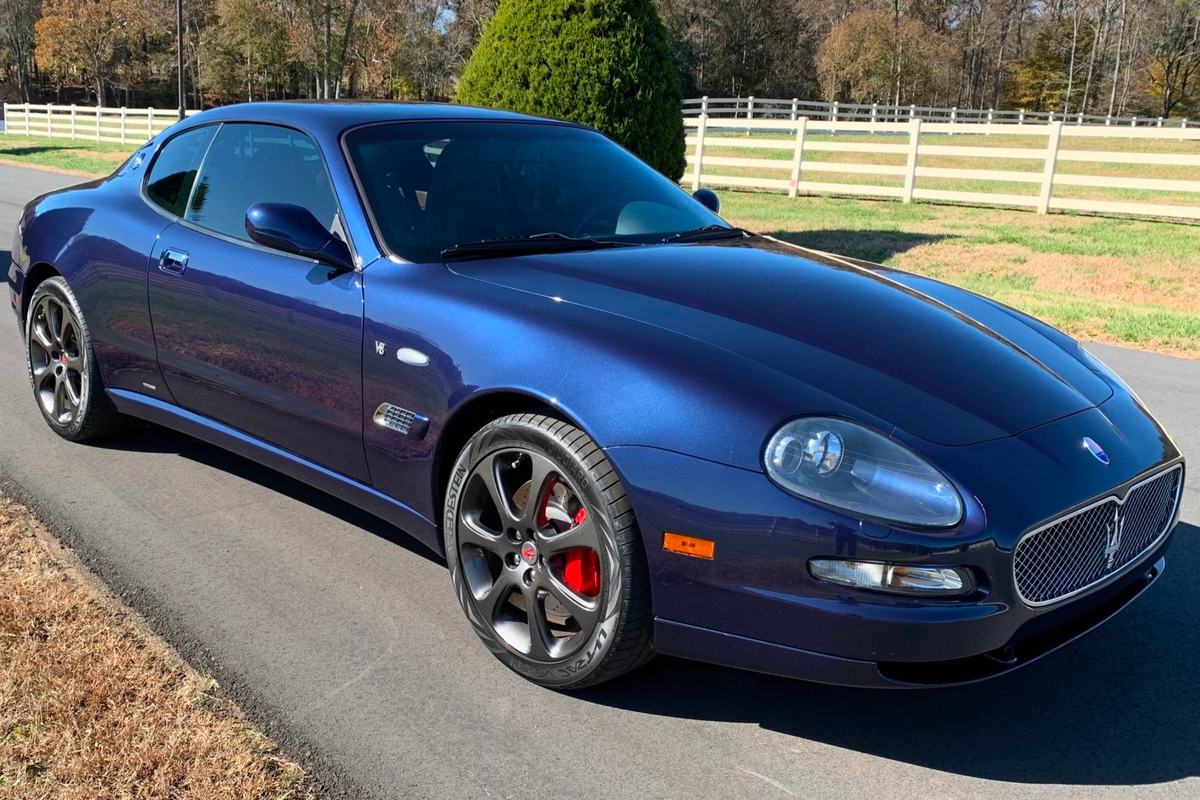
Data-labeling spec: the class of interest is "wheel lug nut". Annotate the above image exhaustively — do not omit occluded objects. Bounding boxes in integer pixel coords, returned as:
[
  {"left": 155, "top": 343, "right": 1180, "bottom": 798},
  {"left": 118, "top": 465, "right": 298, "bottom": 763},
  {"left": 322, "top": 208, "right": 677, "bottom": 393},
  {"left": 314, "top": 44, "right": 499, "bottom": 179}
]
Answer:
[
  {"left": 522, "top": 569, "right": 534, "bottom": 586},
  {"left": 505, "top": 553, "right": 521, "bottom": 569}
]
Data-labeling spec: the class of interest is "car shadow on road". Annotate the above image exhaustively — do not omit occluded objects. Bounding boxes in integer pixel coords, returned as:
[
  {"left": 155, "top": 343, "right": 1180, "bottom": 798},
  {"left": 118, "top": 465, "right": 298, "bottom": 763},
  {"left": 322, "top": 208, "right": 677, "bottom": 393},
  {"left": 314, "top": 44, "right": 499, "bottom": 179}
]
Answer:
[
  {"left": 90, "top": 423, "right": 446, "bottom": 566},
  {"left": 765, "top": 230, "right": 949, "bottom": 265},
  {"left": 581, "top": 521, "right": 1200, "bottom": 787}
]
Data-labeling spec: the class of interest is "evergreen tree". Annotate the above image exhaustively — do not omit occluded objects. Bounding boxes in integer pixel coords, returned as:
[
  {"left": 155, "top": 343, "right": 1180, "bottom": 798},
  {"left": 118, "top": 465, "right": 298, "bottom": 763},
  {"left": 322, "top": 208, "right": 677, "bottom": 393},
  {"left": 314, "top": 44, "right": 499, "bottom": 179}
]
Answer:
[{"left": 456, "top": 0, "right": 686, "bottom": 181}]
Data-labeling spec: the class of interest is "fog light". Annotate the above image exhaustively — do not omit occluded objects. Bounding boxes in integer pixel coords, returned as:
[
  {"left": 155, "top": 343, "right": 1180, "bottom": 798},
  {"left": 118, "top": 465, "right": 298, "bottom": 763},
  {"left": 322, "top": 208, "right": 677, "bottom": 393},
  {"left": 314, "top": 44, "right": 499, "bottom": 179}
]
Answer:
[{"left": 809, "top": 559, "right": 974, "bottom": 596}]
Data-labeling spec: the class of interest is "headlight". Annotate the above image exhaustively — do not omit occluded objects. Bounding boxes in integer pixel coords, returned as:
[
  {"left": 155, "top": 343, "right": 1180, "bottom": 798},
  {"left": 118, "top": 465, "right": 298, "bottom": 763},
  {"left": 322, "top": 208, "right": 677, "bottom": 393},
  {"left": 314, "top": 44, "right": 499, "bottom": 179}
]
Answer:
[{"left": 764, "top": 417, "right": 963, "bottom": 528}]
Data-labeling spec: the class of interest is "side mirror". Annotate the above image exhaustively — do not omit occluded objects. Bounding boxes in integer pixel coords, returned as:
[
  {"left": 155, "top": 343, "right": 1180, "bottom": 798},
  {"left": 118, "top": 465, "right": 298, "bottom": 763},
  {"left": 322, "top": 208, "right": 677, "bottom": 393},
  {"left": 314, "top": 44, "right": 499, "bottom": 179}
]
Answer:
[
  {"left": 245, "top": 202, "right": 353, "bottom": 272},
  {"left": 692, "top": 187, "right": 720, "bottom": 214}
]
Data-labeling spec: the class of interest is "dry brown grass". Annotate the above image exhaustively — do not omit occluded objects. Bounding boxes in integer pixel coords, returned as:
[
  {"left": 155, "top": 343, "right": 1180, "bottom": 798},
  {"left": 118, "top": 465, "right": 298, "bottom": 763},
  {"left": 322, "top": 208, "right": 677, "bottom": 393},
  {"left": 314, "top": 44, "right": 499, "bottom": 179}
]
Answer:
[{"left": 0, "top": 496, "right": 315, "bottom": 799}]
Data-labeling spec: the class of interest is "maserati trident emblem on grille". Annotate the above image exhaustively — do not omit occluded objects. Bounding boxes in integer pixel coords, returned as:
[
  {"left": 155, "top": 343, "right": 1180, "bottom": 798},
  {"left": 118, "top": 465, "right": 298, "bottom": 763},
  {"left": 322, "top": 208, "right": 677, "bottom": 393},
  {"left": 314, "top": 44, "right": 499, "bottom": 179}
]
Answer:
[
  {"left": 1083, "top": 437, "right": 1110, "bottom": 465},
  {"left": 1103, "top": 507, "right": 1124, "bottom": 570}
]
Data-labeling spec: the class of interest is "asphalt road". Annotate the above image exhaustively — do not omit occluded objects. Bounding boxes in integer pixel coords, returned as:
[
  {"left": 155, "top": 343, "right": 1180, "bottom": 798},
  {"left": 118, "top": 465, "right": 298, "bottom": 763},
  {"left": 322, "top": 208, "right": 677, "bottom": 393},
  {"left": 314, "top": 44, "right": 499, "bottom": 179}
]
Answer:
[{"left": 1, "top": 164, "right": 1197, "bottom": 799}]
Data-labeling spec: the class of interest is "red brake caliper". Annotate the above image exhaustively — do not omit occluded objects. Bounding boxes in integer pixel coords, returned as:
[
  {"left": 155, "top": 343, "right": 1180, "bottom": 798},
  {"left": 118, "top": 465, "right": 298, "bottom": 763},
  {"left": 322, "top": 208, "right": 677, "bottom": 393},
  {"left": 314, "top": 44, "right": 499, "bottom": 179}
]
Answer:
[
  {"left": 563, "top": 548, "right": 600, "bottom": 598},
  {"left": 540, "top": 486, "right": 600, "bottom": 598}
]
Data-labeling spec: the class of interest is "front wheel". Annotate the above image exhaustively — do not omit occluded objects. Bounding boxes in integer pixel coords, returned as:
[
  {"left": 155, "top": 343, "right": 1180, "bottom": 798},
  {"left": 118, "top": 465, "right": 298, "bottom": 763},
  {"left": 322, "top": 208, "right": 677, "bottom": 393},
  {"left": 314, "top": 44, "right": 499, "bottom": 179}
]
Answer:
[
  {"left": 25, "top": 276, "right": 127, "bottom": 441},
  {"left": 444, "top": 414, "right": 654, "bottom": 689}
]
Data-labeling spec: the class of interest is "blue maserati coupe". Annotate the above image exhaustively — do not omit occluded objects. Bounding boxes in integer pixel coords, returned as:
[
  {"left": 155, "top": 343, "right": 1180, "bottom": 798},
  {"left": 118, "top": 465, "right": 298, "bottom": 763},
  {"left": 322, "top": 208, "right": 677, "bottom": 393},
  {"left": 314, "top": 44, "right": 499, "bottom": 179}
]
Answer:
[{"left": 8, "top": 102, "right": 1185, "bottom": 689}]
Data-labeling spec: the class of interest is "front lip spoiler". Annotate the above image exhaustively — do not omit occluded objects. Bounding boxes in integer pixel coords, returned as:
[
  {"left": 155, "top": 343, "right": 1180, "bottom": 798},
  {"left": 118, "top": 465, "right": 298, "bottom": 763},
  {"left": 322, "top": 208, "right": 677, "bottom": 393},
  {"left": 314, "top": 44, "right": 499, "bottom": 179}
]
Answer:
[
  {"left": 877, "top": 554, "right": 1164, "bottom": 686},
  {"left": 654, "top": 555, "right": 1165, "bottom": 689}
]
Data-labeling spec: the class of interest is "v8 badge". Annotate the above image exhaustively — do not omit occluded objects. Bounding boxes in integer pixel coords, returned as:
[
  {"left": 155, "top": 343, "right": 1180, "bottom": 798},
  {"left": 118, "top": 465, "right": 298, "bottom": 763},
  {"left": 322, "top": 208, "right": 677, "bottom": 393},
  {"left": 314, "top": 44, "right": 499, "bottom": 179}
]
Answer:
[{"left": 375, "top": 341, "right": 386, "bottom": 356}]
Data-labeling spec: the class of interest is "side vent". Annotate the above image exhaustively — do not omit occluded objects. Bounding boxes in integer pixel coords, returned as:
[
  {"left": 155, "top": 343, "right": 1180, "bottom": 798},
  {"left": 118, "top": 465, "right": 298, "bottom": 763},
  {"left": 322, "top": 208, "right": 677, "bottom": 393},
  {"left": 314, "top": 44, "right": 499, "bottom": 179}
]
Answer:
[{"left": 373, "top": 403, "right": 430, "bottom": 440}]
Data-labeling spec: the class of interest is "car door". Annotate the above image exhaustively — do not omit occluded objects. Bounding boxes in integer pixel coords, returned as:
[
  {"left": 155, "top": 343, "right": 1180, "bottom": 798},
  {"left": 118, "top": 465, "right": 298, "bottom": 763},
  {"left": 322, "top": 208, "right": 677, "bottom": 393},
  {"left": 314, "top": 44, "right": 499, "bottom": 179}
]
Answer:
[{"left": 147, "top": 122, "right": 370, "bottom": 483}]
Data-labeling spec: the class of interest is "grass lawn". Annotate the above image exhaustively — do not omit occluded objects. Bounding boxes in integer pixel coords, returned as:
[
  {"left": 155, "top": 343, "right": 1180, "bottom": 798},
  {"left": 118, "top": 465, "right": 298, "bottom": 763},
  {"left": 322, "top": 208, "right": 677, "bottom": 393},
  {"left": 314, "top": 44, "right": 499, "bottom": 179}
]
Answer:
[
  {"left": 3, "top": 136, "right": 1197, "bottom": 357},
  {"left": 0, "top": 136, "right": 135, "bottom": 176},
  {"left": 719, "top": 190, "right": 1200, "bottom": 357}
]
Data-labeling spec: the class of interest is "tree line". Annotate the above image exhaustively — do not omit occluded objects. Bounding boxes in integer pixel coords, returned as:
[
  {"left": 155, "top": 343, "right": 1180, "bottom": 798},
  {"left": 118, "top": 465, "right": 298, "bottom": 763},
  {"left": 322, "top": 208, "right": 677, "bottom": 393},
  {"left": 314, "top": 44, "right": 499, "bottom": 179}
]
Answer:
[{"left": 1, "top": 0, "right": 1197, "bottom": 119}]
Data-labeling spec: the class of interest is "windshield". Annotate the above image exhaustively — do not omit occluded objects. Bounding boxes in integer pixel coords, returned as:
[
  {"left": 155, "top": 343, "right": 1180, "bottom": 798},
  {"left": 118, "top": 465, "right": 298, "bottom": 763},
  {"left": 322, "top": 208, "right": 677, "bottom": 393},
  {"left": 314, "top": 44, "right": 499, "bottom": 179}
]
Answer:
[{"left": 344, "top": 121, "right": 727, "bottom": 263}]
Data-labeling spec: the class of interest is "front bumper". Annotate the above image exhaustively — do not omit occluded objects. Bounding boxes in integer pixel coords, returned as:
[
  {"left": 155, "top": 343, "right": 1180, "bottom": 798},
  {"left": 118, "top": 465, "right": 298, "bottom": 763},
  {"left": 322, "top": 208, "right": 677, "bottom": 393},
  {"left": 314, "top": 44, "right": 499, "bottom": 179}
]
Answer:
[
  {"left": 607, "top": 396, "right": 1183, "bottom": 686},
  {"left": 655, "top": 553, "right": 1166, "bottom": 688}
]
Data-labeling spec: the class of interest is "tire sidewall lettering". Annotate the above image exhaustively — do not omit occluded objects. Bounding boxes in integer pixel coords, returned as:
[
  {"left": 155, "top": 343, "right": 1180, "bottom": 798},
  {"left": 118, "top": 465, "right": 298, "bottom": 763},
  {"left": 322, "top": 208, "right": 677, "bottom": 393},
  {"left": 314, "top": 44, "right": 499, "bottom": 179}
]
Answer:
[{"left": 443, "top": 416, "right": 623, "bottom": 687}]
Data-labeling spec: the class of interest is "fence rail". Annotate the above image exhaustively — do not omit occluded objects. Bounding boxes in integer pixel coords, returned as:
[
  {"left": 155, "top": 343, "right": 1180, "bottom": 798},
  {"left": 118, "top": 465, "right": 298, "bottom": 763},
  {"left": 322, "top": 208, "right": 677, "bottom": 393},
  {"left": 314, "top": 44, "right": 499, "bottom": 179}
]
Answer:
[
  {"left": 684, "top": 97, "right": 1190, "bottom": 130},
  {"left": 1, "top": 103, "right": 199, "bottom": 144},
  {"left": 685, "top": 115, "right": 1200, "bottom": 221}
]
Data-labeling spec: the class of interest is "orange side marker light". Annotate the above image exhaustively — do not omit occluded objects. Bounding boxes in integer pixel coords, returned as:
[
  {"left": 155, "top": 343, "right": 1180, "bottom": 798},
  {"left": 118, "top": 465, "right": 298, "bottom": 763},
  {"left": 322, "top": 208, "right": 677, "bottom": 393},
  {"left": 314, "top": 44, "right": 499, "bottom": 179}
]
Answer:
[{"left": 662, "top": 532, "right": 715, "bottom": 559}]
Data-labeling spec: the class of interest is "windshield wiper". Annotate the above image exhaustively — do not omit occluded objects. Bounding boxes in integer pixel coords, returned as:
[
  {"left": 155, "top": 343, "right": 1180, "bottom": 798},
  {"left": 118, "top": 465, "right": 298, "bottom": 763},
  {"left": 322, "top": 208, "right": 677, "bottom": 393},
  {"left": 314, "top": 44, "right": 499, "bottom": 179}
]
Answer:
[
  {"left": 441, "top": 232, "right": 637, "bottom": 262},
  {"left": 658, "top": 225, "right": 752, "bottom": 244}
]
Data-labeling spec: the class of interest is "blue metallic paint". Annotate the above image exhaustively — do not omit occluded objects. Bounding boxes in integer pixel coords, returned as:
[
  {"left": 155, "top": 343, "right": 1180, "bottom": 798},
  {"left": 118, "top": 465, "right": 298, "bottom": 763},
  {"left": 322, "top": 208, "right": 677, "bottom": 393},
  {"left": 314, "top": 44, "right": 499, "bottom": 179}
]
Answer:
[{"left": 8, "top": 101, "right": 1185, "bottom": 687}]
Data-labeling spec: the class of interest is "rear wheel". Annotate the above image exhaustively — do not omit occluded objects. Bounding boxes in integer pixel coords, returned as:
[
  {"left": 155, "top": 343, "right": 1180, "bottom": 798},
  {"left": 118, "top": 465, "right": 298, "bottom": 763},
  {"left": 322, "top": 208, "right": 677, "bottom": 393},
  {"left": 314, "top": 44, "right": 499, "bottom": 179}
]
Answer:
[
  {"left": 25, "top": 276, "right": 127, "bottom": 441},
  {"left": 444, "top": 413, "right": 654, "bottom": 689}
]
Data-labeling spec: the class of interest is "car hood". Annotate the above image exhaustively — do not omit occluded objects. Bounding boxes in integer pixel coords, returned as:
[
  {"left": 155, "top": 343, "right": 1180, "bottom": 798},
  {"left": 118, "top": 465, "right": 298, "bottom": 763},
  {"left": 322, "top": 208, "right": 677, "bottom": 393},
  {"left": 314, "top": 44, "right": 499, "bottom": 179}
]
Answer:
[{"left": 449, "top": 237, "right": 1113, "bottom": 446}]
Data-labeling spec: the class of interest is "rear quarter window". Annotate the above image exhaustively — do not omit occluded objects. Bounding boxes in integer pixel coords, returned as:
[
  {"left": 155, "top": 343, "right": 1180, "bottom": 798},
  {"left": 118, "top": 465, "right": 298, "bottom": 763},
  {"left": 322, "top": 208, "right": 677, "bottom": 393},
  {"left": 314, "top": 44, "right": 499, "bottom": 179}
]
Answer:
[{"left": 144, "top": 126, "right": 217, "bottom": 216}]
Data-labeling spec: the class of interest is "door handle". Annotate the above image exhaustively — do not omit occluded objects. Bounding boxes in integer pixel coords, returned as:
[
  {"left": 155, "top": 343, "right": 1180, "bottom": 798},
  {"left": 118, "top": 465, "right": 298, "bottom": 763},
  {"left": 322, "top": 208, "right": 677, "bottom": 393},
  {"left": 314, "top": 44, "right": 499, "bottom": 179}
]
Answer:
[{"left": 159, "top": 248, "right": 189, "bottom": 275}]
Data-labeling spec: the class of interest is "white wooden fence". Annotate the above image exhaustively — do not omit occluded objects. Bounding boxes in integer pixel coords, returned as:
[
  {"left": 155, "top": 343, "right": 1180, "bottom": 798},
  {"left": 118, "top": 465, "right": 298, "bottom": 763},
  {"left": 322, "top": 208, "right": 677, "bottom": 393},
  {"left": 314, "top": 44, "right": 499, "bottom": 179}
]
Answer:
[
  {"left": 685, "top": 97, "right": 1190, "bottom": 130},
  {"left": 1, "top": 103, "right": 199, "bottom": 144},
  {"left": 686, "top": 116, "right": 1200, "bottom": 221}
]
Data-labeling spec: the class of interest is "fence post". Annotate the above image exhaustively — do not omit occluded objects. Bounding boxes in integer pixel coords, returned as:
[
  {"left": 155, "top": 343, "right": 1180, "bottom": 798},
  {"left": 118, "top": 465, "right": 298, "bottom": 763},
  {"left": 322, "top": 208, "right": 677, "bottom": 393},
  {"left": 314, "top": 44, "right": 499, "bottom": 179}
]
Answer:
[
  {"left": 120, "top": 108, "right": 128, "bottom": 143},
  {"left": 1157, "top": 116, "right": 1164, "bottom": 127},
  {"left": 700, "top": 95, "right": 708, "bottom": 116},
  {"left": 1019, "top": 109, "right": 1025, "bottom": 125},
  {"left": 1078, "top": 112, "right": 1084, "bottom": 125},
  {"left": 691, "top": 113, "right": 707, "bottom": 192},
  {"left": 747, "top": 96, "right": 754, "bottom": 121},
  {"left": 70, "top": 105, "right": 77, "bottom": 139},
  {"left": 1131, "top": 116, "right": 1137, "bottom": 127},
  {"left": 788, "top": 117, "right": 808, "bottom": 199},
  {"left": 25, "top": 103, "right": 31, "bottom": 136},
  {"left": 831, "top": 101, "right": 839, "bottom": 123},
  {"left": 94, "top": 107, "right": 100, "bottom": 141},
  {"left": 47, "top": 104, "right": 53, "bottom": 138},
  {"left": 791, "top": 98, "right": 798, "bottom": 121},
  {"left": 1106, "top": 115, "right": 1112, "bottom": 126},
  {"left": 871, "top": 103, "right": 878, "bottom": 125},
  {"left": 1037, "top": 120, "right": 1063, "bottom": 215},
  {"left": 903, "top": 118, "right": 921, "bottom": 203}
]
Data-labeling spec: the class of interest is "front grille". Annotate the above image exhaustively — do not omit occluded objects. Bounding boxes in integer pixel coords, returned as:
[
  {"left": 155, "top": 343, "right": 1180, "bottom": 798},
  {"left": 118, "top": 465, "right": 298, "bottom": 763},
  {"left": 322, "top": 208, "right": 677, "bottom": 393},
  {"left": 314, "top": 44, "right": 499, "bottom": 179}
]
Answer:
[{"left": 1013, "top": 465, "right": 1182, "bottom": 606}]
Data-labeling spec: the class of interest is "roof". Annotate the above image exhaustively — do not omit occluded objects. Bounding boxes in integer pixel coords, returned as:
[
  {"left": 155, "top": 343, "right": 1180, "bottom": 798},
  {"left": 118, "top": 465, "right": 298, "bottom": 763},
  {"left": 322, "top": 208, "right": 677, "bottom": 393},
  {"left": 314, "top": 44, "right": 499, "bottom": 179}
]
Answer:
[{"left": 178, "top": 101, "right": 557, "bottom": 141}]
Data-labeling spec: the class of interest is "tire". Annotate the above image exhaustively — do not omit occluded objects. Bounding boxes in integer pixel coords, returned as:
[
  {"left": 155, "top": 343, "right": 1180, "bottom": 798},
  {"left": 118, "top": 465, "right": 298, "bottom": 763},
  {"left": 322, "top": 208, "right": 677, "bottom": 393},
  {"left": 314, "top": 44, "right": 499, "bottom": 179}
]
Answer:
[
  {"left": 25, "top": 276, "right": 128, "bottom": 441},
  {"left": 444, "top": 413, "right": 654, "bottom": 689}
]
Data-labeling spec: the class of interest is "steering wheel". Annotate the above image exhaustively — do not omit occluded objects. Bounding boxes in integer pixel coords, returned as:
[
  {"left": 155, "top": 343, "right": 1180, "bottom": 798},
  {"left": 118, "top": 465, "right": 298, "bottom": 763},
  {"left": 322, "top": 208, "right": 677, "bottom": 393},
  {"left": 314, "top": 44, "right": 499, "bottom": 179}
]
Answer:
[{"left": 572, "top": 203, "right": 627, "bottom": 237}]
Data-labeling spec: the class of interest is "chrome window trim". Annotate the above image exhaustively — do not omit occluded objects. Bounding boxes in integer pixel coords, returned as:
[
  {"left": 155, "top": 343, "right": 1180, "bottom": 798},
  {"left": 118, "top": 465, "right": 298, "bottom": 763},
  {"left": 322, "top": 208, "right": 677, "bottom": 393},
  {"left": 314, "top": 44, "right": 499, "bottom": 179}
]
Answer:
[{"left": 1013, "top": 462, "right": 1184, "bottom": 608}]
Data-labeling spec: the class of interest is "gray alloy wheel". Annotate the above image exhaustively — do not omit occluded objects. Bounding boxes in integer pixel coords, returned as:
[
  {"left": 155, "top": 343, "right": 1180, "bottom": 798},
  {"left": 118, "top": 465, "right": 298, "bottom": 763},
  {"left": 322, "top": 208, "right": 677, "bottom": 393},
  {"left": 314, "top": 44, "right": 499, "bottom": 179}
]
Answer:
[
  {"left": 25, "top": 276, "right": 127, "bottom": 441},
  {"left": 444, "top": 413, "right": 654, "bottom": 689}
]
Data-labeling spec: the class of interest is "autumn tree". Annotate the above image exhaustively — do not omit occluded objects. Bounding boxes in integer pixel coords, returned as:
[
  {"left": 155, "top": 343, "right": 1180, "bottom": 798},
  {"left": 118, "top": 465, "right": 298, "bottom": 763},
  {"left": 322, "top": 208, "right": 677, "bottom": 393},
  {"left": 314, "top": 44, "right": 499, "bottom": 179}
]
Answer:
[
  {"left": 1139, "top": 0, "right": 1200, "bottom": 115},
  {"left": 816, "top": 10, "right": 955, "bottom": 106},
  {"left": 35, "top": 0, "right": 157, "bottom": 105}
]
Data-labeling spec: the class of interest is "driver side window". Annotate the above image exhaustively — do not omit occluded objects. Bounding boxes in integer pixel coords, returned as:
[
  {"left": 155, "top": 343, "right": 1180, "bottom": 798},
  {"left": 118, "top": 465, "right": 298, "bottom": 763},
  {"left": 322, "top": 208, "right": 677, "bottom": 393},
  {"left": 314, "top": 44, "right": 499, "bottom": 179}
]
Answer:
[{"left": 186, "top": 123, "right": 341, "bottom": 243}]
